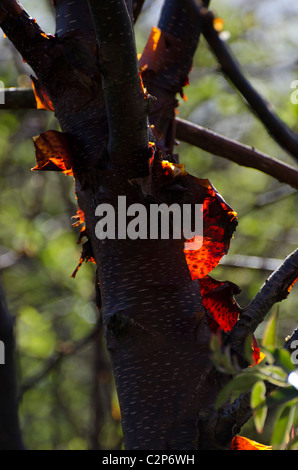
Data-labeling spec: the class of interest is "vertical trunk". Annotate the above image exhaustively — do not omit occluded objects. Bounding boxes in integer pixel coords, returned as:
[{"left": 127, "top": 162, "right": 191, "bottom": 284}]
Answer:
[
  {"left": 44, "top": 0, "right": 222, "bottom": 449},
  {"left": 75, "top": 0, "right": 222, "bottom": 449},
  {"left": 0, "top": 281, "right": 24, "bottom": 450}
]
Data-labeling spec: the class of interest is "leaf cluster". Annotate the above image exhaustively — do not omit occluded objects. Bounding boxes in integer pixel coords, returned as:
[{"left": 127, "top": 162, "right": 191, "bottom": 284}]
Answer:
[{"left": 212, "top": 308, "right": 298, "bottom": 449}]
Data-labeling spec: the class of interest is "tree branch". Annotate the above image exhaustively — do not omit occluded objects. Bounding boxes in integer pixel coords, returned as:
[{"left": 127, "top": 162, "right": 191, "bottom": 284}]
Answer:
[
  {"left": 0, "top": 0, "right": 52, "bottom": 75},
  {"left": 2, "top": 86, "right": 298, "bottom": 189},
  {"left": 54, "top": 0, "right": 97, "bottom": 41},
  {"left": 176, "top": 118, "right": 298, "bottom": 190},
  {"left": 140, "top": 0, "right": 210, "bottom": 159},
  {"left": 194, "top": 5, "right": 298, "bottom": 164},
  {"left": 229, "top": 249, "right": 298, "bottom": 355},
  {"left": 132, "top": 0, "right": 146, "bottom": 22},
  {"left": 87, "top": 0, "right": 149, "bottom": 168},
  {"left": 1, "top": 87, "right": 37, "bottom": 109}
]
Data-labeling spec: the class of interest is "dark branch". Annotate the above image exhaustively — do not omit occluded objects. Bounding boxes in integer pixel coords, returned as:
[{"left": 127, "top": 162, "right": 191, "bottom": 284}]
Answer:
[
  {"left": 87, "top": 0, "right": 149, "bottom": 166},
  {"left": 0, "top": 281, "right": 24, "bottom": 450},
  {"left": 132, "top": 0, "right": 146, "bottom": 22},
  {"left": 176, "top": 118, "right": 298, "bottom": 190},
  {"left": 1, "top": 87, "right": 37, "bottom": 109},
  {"left": 54, "top": 0, "right": 97, "bottom": 41},
  {"left": 229, "top": 249, "right": 298, "bottom": 354},
  {"left": 0, "top": 0, "right": 52, "bottom": 75},
  {"left": 2, "top": 87, "right": 298, "bottom": 189}
]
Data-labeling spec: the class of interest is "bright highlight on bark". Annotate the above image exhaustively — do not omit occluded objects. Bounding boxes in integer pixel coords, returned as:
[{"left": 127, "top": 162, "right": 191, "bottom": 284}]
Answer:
[{"left": 31, "top": 77, "right": 54, "bottom": 111}]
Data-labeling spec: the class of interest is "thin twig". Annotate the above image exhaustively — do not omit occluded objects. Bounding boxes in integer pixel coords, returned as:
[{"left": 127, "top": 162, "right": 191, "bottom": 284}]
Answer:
[
  {"left": 220, "top": 254, "right": 285, "bottom": 271},
  {"left": 0, "top": 87, "right": 38, "bottom": 109},
  {"left": 193, "top": 5, "right": 298, "bottom": 163},
  {"left": 0, "top": 0, "right": 51, "bottom": 75}
]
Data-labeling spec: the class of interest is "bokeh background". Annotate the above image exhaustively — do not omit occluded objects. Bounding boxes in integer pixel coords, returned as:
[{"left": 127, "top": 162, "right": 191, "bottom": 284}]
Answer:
[{"left": 0, "top": 0, "right": 297, "bottom": 449}]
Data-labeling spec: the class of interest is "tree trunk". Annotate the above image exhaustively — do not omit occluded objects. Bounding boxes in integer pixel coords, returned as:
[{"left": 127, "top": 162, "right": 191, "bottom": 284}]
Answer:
[
  {"left": 0, "top": 0, "right": 297, "bottom": 451},
  {"left": 0, "top": 280, "right": 24, "bottom": 450}
]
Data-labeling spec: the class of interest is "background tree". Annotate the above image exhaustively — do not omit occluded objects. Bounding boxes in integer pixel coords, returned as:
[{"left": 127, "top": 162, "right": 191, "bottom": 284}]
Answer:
[{"left": 0, "top": 0, "right": 297, "bottom": 450}]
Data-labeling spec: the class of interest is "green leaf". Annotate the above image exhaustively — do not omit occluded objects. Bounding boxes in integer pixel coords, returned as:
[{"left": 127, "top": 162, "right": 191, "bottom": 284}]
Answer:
[
  {"left": 262, "top": 307, "right": 278, "bottom": 351},
  {"left": 210, "top": 334, "right": 240, "bottom": 375},
  {"left": 251, "top": 380, "right": 267, "bottom": 433},
  {"left": 271, "top": 402, "right": 296, "bottom": 449},
  {"left": 257, "top": 365, "right": 289, "bottom": 387},
  {"left": 215, "top": 371, "right": 261, "bottom": 409}
]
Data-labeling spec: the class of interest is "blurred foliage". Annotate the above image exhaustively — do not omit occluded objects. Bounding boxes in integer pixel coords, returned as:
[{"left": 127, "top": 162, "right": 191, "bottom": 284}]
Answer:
[{"left": 0, "top": 0, "right": 296, "bottom": 450}]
